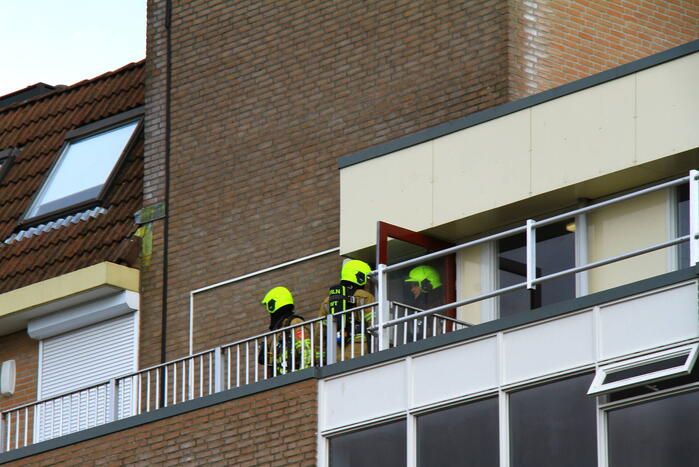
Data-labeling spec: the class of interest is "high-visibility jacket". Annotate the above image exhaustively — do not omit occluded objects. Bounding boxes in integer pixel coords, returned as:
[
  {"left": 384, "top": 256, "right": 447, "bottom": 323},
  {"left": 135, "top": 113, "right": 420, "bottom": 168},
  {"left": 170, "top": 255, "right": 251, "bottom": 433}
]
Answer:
[
  {"left": 318, "top": 286, "right": 376, "bottom": 362},
  {"left": 259, "top": 314, "right": 312, "bottom": 376}
]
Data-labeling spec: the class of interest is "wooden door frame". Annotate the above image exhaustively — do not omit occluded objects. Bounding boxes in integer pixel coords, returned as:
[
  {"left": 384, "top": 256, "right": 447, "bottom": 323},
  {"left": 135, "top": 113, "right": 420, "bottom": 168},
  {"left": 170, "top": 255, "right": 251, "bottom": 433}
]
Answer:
[{"left": 376, "top": 221, "right": 456, "bottom": 318}]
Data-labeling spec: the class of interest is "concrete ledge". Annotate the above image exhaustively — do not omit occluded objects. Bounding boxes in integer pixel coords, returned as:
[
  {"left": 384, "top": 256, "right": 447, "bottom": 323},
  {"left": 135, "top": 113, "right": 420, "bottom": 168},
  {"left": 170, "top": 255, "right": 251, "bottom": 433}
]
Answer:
[{"left": 0, "top": 262, "right": 139, "bottom": 336}]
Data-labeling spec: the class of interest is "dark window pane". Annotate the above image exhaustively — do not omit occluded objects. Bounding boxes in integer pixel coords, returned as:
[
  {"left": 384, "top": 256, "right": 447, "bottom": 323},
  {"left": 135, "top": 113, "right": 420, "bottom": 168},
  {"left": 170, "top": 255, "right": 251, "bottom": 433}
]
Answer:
[
  {"left": 677, "top": 184, "right": 689, "bottom": 268},
  {"left": 510, "top": 373, "right": 597, "bottom": 467},
  {"left": 499, "top": 220, "right": 575, "bottom": 318},
  {"left": 608, "top": 390, "right": 699, "bottom": 467},
  {"left": 417, "top": 397, "right": 499, "bottom": 467},
  {"left": 329, "top": 420, "right": 406, "bottom": 467},
  {"left": 603, "top": 355, "right": 688, "bottom": 384}
]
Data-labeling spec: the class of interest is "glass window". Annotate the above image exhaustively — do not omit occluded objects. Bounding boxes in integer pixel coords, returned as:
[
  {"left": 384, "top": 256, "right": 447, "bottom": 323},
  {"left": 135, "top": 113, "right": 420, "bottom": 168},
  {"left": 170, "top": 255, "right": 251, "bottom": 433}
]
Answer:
[
  {"left": 25, "top": 119, "right": 139, "bottom": 220},
  {"left": 589, "top": 344, "right": 698, "bottom": 396},
  {"left": 329, "top": 420, "right": 406, "bottom": 467},
  {"left": 498, "top": 220, "right": 576, "bottom": 318},
  {"left": 607, "top": 390, "right": 699, "bottom": 467},
  {"left": 417, "top": 397, "right": 499, "bottom": 467},
  {"left": 509, "top": 373, "right": 597, "bottom": 467}
]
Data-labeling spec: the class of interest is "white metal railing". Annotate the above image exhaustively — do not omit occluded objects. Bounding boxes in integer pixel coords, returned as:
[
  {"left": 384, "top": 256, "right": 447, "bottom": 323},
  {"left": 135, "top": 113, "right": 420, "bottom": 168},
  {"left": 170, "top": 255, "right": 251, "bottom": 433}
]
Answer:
[
  {"left": 2, "top": 171, "right": 696, "bottom": 454},
  {"left": 389, "top": 302, "right": 472, "bottom": 346},
  {"left": 0, "top": 304, "right": 377, "bottom": 453},
  {"left": 372, "top": 170, "right": 697, "bottom": 350}
]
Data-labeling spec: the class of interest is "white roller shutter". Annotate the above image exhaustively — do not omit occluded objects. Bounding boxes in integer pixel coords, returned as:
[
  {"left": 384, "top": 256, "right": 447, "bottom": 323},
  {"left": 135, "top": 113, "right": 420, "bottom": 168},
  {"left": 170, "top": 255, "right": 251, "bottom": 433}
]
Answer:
[{"left": 36, "top": 313, "right": 136, "bottom": 442}]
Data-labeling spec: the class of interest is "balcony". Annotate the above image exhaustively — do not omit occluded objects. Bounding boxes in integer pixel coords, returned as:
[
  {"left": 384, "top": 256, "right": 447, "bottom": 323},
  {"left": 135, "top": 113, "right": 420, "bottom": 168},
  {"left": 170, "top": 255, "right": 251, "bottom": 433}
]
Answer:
[{"left": 3, "top": 172, "right": 699, "bottom": 455}]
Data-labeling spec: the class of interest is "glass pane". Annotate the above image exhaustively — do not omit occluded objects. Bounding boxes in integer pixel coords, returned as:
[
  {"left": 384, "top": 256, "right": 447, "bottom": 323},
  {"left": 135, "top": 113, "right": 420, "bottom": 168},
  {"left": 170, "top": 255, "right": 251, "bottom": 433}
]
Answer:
[
  {"left": 329, "top": 420, "right": 406, "bottom": 467},
  {"left": 417, "top": 397, "right": 499, "bottom": 467},
  {"left": 603, "top": 355, "right": 688, "bottom": 384},
  {"left": 28, "top": 120, "right": 139, "bottom": 217},
  {"left": 510, "top": 373, "right": 597, "bottom": 467},
  {"left": 498, "top": 220, "right": 575, "bottom": 318},
  {"left": 608, "top": 390, "right": 699, "bottom": 467}
]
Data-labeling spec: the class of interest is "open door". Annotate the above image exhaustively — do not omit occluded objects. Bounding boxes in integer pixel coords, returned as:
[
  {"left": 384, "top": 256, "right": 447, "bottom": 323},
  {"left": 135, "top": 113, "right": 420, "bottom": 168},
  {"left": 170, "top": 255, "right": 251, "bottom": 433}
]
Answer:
[{"left": 376, "top": 221, "right": 456, "bottom": 322}]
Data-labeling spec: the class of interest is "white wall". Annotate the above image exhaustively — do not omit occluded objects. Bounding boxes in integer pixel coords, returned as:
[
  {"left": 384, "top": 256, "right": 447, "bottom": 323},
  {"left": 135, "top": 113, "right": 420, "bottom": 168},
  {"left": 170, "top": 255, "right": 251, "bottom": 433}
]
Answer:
[{"left": 320, "top": 280, "right": 699, "bottom": 432}]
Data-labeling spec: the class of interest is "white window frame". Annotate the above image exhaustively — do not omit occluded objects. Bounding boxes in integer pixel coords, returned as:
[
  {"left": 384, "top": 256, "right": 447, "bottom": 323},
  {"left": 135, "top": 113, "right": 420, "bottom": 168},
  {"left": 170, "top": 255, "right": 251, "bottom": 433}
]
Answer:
[{"left": 588, "top": 343, "right": 698, "bottom": 396}]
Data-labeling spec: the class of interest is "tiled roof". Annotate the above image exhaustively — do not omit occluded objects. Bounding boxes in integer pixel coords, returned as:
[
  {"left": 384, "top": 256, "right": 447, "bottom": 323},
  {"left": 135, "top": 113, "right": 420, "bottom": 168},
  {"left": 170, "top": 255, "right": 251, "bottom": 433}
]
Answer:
[{"left": 0, "top": 61, "right": 144, "bottom": 294}]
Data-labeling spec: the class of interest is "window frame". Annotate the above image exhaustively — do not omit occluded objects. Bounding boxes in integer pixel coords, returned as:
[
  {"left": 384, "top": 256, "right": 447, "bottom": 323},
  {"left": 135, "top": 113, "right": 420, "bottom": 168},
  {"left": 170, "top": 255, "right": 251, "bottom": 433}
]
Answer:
[
  {"left": 588, "top": 344, "right": 698, "bottom": 396},
  {"left": 0, "top": 147, "right": 18, "bottom": 183},
  {"left": 495, "top": 217, "right": 579, "bottom": 317},
  {"left": 20, "top": 106, "right": 143, "bottom": 227}
]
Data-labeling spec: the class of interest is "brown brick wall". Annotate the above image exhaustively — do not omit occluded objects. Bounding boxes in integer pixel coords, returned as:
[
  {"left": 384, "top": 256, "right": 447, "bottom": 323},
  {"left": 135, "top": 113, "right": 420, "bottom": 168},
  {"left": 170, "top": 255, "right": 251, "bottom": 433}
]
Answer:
[
  {"left": 508, "top": 0, "right": 699, "bottom": 99},
  {"left": 145, "top": 0, "right": 511, "bottom": 361},
  {"left": 8, "top": 379, "right": 317, "bottom": 466},
  {"left": 0, "top": 332, "right": 37, "bottom": 414},
  {"left": 142, "top": 0, "right": 698, "bottom": 361},
  {"left": 138, "top": 219, "right": 165, "bottom": 368}
]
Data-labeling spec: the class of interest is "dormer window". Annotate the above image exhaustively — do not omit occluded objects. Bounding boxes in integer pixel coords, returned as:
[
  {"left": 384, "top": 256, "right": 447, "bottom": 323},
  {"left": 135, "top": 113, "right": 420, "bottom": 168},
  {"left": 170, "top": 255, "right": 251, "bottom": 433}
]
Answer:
[{"left": 22, "top": 108, "right": 142, "bottom": 224}]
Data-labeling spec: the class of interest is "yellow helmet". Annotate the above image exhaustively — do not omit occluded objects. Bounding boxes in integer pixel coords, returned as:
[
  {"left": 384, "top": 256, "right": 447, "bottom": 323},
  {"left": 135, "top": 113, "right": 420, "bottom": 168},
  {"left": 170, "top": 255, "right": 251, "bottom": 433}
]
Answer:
[
  {"left": 341, "top": 259, "right": 372, "bottom": 286},
  {"left": 405, "top": 265, "right": 442, "bottom": 292},
  {"left": 261, "top": 286, "right": 294, "bottom": 313}
]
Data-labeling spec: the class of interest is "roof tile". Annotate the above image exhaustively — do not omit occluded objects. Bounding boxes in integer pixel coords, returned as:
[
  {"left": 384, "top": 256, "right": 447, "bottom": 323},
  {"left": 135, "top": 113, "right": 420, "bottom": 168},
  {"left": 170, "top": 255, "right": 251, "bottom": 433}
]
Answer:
[{"left": 0, "top": 61, "right": 144, "bottom": 294}]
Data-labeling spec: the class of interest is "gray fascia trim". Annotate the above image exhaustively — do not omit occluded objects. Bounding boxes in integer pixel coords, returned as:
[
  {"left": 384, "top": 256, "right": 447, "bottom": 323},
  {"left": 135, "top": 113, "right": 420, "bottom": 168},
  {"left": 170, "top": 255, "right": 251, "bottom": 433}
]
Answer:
[
  {"left": 0, "top": 367, "right": 318, "bottom": 464},
  {"left": 338, "top": 39, "right": 699, "bottom": 169},
  {"left": 2, "top": 266, "right": 696, "bottom": 463}
]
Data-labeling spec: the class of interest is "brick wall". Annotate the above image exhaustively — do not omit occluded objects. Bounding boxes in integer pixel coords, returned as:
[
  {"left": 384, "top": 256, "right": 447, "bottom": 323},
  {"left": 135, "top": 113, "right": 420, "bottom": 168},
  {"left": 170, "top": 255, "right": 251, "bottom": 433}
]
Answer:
[
  {"left": 0, "top": 332, "right": 37, "bottom": 413},
  {"left": 8, "top": 379, "right": 317, "bottom": 466},
  {"left": 144, "top": 0, "right": 698, "bottom": 361},
  {"left": 145, "top": 0, "right": 511, "bottom": 361},
  {"left": 508, "top": 0, "right": 699, "bottom": 99}
]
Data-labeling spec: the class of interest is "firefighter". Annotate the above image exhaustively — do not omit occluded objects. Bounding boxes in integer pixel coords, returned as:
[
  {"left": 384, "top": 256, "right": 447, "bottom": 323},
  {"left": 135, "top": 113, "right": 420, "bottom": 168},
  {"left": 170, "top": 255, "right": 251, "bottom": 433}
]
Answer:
[
  {"left": 259, "top": 286, "right": 312, "bottom": 376},
  {"left": 319, "top": 259, "right": 376, "bottom": 363},
  {"left": 403, "top": 265, "right": 443, "bottom": 341}
]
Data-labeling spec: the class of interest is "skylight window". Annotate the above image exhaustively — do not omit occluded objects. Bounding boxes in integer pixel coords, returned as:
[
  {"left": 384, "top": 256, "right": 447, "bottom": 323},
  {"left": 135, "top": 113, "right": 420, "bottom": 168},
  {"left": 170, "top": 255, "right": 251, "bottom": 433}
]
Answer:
[
  {"left": 0, "top": 147, "right": 17, "bottom": 182},
  {"left": 24, "top": 117, "right": 140, "bottom": 223}
]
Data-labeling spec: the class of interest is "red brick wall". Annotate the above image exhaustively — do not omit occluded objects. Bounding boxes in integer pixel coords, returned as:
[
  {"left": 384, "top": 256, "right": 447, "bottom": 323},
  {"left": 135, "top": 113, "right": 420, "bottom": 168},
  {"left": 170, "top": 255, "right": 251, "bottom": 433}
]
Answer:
[
  {"left": 9, "top": 379, "right": 317, "bottom": 466},
  {"left": 0, "top": 331, "right": 37, "bottom": 413},
  {"left": 145, "top": 0, "right": 511, "bottom": 361},
  {"left": 508, "top": 0, "right": 699, "bottom": 99}
]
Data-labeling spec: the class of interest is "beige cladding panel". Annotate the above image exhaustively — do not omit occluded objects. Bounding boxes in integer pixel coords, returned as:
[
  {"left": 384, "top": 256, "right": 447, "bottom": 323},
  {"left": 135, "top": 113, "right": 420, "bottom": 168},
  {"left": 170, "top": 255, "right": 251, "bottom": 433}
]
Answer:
[
  {"left": 457, "top": 245, "right": 484, "bottom": 324},
  {"left": 340, "top": 53, "right": 698, "bottom": 255},
  {"left": 340, "top": 141, "right": 434, "bottom": 254},
  {"left": 530, "top": 75, "right": 636, "bottom": 195},
  {"left": 636, "top": 53, "right": 699, "bottom": 164},
  {"left": 432, "top": 110, "right": 531, "bottom": 225},
  {"left": 587, "top": 190, "right": 668, "bottom": 293}
]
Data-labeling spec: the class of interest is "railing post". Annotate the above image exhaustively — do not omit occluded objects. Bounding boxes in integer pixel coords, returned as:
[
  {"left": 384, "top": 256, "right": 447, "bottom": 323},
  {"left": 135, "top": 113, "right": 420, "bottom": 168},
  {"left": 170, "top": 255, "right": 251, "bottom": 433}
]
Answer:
[
  {"left": 214, "top": 347, "right": 223, "bottom": 393},
  {"left": 526, "top": 219, "right": 536, "bottom": 290},
  {"left": 0, "top": 412, "right": 6, "bottom": 453},
  {"left": 107, "top": 379, "right": 118, "bottom": 422},
  {"left": 690, "top": 169, "right": 699, "bottom": 265},
  {"left": 376, "top": 264, "right": 389, "bottom": 351},
  {"left": 325, "top": 315, "right": 336, "bottom": 365}
]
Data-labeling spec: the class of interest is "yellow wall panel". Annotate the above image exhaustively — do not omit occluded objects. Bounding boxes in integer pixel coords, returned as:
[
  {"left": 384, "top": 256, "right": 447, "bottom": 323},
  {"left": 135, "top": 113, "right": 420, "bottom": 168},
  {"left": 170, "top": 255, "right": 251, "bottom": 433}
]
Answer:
[
  {"left": 433, "top": 110, "right": 531, "bottom": 226},
  {"left": 636, "top": 53, "right": 699, "bottom": 164},
  {"left": 587, "top": 190, "right": 668, "bottom": 293}
]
